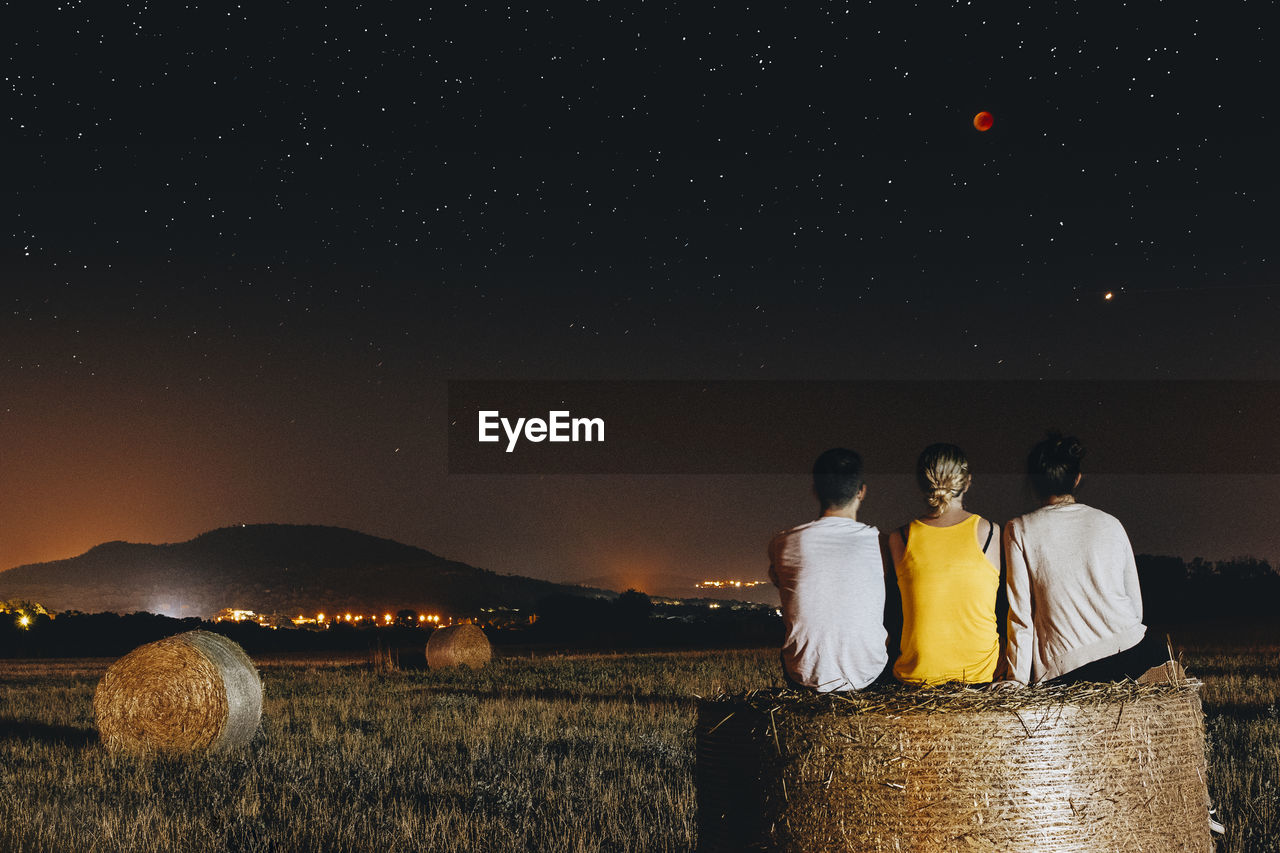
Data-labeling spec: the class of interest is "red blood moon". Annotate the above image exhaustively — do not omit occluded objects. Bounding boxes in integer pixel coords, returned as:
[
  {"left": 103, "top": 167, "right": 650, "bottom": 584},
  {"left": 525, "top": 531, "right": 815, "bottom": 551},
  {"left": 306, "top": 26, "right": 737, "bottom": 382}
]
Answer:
[{"left": 973, "top": 111, "right": 994, "bottom": 132}]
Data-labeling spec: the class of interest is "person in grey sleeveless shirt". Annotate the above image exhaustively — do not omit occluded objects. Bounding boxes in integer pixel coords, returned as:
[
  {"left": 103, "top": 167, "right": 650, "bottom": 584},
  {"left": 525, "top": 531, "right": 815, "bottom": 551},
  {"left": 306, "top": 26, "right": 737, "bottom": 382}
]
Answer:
[{"left": 769, "top": 448, "right": 888, "bottom": 692}]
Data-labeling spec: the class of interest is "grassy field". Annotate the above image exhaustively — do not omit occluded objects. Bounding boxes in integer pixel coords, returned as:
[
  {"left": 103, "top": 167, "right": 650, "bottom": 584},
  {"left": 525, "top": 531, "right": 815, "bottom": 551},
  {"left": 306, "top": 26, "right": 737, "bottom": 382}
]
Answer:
[{"left": 0, "top": 645, "right": 1277, "bottom": 851}]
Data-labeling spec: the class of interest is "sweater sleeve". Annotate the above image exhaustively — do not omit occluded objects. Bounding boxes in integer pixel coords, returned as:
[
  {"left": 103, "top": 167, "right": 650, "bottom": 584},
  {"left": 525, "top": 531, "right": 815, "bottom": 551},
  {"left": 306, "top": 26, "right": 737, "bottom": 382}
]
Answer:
[
  {"left": 1117, "top": 523, "right": 1143, "bottom": 623},
  {"left": 1003, "top": 520, "right": 1034, "bottom": 685}
]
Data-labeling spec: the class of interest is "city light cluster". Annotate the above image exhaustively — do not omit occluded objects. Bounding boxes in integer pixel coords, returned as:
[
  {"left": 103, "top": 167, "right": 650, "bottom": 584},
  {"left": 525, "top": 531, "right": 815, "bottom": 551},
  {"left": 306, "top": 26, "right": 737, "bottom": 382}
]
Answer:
[
  {"left": 287, "top": 611, "right": 449, "bottom": 628},
  {"left": 202, "top": 606, "right": 498, "bottom": 630},
  {"left": 695, "top": 580, "right": 767, "bottom": 590},
  {"left": 212, "top": 609, "right": 275, "bottom": 627}
]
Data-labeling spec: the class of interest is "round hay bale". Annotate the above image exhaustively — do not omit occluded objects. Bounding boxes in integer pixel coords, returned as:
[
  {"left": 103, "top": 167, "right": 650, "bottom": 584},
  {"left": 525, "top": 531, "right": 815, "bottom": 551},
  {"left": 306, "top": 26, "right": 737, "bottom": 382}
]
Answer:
[
  {"left": 696, "top": 683, "right": 1212, "bottom": 852},
  {"left": 93, "top": 630, "right": 262, "bottom": 754},
  {"left": 425, "top": 624, "right": 491, "bottom": 669}
]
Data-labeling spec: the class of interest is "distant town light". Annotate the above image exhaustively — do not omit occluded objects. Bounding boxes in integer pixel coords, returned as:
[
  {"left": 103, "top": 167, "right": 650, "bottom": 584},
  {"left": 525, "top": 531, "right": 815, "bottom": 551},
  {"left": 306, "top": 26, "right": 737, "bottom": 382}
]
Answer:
[
  {"left": 696, "top": 579, "right": 767, "bottom": 590},
  {"left": 209, "top": 606, "right": 456, "bottom": 631},
  {"left": 18, "top": 614, "right": 31, "bottom": 628},
  {"left": 213, "top": 608, "right": 275, "bottom": 627}
]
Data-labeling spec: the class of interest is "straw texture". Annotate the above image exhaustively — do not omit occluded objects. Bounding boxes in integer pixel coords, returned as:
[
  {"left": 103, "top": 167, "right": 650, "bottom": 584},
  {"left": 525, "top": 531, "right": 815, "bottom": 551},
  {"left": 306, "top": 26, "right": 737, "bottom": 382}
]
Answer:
[
  {"left": 426, "top": 624, "right": 491, "bottom": 669},
  {"left": 93, "top": 630, "right": 263, "bottom": 753},
  {"left": 697, "top": 682, "right": 1212, "bottom": 852}
]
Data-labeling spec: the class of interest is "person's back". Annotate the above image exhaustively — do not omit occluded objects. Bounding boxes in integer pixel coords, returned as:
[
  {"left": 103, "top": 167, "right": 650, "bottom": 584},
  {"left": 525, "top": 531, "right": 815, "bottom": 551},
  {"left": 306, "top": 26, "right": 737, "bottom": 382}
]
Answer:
[
  {"left": 769, "top": 447, "right": 888, "bottom": 692},
  {"left": 770, "top": 516, "right": 887, "bottom": 691},
  {"left": 890, "top": 444, "right": 1000, "bottom": 685},
  {"left": 1003, "top": 432, "right": 1157, "bottom": 686},
  {"left": 1006, "top": 501, "right": 1144, "bottom": 683},
  {"left": 893, "top": 515, "right": 999, "bottom": 684}
]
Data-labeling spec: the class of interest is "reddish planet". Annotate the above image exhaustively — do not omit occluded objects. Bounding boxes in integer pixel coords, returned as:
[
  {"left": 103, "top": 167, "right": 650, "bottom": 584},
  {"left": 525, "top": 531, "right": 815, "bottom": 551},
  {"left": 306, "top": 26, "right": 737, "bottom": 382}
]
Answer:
[{"left": 973, "top": 111, "right": 994, "bottom": 132}]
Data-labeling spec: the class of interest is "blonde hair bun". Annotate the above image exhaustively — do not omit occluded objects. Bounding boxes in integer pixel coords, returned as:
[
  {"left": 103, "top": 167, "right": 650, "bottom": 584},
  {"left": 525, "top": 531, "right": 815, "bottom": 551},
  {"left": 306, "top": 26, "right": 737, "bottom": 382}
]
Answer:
[{"left": 917, "top": 444, "right": 972, "bottom": 513}]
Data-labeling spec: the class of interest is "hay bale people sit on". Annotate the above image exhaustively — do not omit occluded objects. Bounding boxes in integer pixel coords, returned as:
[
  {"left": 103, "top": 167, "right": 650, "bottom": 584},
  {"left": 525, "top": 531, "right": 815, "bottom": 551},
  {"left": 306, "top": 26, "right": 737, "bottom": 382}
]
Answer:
[
  {"left": 768, "top": 447, "right": 888, "bottom": 692},
  {"left": 1003, "top": 432, "right": 1174, "bottom": 686},
  {"left": 889, "top": 443, "right": 1001, "bottom": 686}
]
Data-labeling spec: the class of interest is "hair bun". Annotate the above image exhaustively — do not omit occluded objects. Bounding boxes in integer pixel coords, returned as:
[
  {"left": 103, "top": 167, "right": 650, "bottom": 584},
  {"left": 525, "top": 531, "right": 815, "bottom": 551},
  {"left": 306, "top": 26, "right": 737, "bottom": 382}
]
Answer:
[{"left": 917, "top": 444, "right": 972, "bottom": 512}]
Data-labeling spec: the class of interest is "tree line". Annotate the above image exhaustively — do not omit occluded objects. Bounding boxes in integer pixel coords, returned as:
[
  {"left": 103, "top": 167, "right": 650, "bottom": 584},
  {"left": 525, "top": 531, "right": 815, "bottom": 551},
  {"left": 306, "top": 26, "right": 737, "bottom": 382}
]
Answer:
[{"left": 1136, "top": 554, "right": 1280, "bottom": 626}]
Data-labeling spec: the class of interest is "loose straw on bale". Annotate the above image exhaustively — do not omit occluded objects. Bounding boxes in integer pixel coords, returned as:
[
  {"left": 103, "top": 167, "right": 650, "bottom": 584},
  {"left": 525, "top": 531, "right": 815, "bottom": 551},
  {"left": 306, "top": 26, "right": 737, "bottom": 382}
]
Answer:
[
  {"left": 93, "top": 630, "right": 263, "bottom": 753},
  {"left": 696, "top": 682, "right": 1212, "bottom": 852},
  {"left": 426, "top": 624, "right": 491, "bottom": 669}
]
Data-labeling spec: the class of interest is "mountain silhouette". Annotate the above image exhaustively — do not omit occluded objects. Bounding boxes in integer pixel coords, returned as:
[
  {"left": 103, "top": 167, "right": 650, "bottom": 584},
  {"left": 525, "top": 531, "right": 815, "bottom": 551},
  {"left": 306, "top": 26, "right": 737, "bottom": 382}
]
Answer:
[{"left": 0, "top": 524, "right": 609, "bottom": 618}]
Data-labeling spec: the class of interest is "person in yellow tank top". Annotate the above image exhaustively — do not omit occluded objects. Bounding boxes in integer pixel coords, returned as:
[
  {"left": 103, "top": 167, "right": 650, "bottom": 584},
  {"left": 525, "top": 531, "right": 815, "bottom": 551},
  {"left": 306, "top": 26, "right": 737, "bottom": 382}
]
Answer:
[{"left": 889, "top": 443, "right": 1001, "bottom": 685}]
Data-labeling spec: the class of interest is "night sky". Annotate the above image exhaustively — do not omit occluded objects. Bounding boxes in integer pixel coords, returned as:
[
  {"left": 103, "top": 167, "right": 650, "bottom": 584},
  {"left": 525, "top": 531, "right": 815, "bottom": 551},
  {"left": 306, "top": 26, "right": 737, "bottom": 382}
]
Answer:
[{"left": 4, "top": 4, "right": 1278, "bottom": 600}]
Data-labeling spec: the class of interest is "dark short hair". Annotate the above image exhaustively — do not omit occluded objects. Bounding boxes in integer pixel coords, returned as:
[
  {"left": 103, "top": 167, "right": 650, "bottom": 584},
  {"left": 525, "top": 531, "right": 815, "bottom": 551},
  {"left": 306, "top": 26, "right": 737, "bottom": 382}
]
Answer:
[
  {"left": 1027, "top": 431, "right": 1085, "bottom": 499},
  {"left": 812, "top": 448, "right": 865, "bottom": 510}
]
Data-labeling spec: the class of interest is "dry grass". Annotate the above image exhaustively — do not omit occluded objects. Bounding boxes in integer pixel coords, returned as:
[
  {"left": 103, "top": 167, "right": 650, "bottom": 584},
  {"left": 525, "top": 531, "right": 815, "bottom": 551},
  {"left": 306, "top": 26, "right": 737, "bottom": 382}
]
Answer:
[{"left": 0, "top": 645, "right": 1276, "bottom": 851}]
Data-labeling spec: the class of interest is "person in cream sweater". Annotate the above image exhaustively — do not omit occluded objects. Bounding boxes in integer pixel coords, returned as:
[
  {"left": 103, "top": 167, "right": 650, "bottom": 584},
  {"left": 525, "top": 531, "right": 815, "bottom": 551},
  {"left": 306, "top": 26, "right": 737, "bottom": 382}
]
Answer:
[{"left": 1003, "top": 432, "right": 1171, "bottom": 685}]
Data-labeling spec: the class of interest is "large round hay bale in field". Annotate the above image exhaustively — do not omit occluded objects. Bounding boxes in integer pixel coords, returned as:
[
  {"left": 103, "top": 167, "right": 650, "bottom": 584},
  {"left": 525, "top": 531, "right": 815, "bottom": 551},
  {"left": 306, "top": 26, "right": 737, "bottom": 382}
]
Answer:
[
  {"left": 93, "top": 630, "right": 262, "bottom": 753},
  {"left": 697, "top": 682, "right": 1212, "bottom": 852},
  {"left": 425, "top": 624, "right": 491, "bottom": 669}
]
